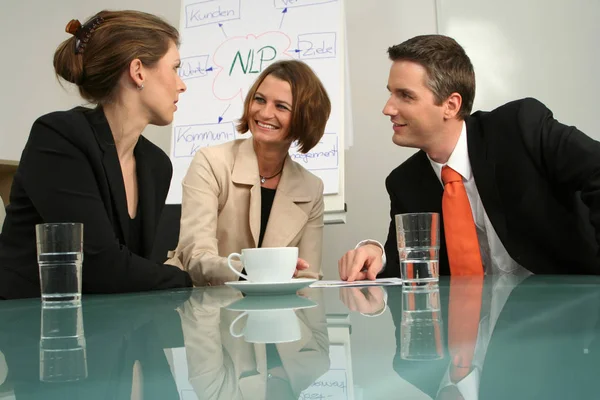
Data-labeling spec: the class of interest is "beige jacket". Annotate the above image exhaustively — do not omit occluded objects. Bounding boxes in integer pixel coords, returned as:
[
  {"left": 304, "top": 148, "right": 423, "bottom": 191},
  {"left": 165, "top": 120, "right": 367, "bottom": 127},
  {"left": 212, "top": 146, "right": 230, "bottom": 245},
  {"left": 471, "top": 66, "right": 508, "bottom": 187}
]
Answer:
[
  {"left": 177, "top": 287, "right": 330, "bottom": 400},
  {"left": 166, "top": 138, "right": 324, "bottom": 286}
]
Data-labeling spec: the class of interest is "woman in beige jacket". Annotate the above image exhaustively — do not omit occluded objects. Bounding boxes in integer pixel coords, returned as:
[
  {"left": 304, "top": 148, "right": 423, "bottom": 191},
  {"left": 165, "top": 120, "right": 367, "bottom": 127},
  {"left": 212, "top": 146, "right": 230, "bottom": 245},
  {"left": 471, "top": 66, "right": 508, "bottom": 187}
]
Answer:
[{"left": 167, "top": 60, "right": 331, "bottom": 286}]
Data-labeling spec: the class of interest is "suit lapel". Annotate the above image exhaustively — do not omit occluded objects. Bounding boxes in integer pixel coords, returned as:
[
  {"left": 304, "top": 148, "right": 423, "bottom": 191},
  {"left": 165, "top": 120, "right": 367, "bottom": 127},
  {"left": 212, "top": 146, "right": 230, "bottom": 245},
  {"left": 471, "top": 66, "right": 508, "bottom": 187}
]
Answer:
[
  {"left": 414, "top": 152, "right": 444, "bottom": 215},
  {"left": 135, "top": 139, "right": 156, "bottom": 257},
  {"left": 466, "top": 116, "right": 508, "bottom": 242},
  {"left": 85, "top": 107, "right": 130, "bottom": 244},
  {"left": 231, "top": 138, "right": 262, "bottom": 247},
  {"left": 261, "top": 158, "right": 310, "bottom": 248}
]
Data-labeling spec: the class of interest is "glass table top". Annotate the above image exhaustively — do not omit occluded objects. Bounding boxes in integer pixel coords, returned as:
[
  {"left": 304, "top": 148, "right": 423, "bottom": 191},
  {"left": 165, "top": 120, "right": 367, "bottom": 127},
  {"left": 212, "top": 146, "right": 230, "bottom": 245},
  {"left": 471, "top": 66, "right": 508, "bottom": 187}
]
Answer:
[{"left": 0, "top": 275, "right": 599, "bottom": 399}]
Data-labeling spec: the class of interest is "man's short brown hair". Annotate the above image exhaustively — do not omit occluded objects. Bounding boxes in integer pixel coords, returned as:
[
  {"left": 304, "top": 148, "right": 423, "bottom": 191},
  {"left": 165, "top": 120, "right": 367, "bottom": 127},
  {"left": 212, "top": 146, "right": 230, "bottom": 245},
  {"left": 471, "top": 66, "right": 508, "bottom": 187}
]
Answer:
[{"left": 387, "top": 35, "right": 476, "bottom": 119}]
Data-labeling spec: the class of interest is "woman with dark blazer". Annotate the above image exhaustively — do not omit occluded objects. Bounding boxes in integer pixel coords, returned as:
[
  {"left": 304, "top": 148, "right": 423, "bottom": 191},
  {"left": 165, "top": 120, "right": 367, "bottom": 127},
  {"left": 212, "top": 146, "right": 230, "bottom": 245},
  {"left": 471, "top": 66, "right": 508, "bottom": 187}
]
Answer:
[{"left": 0, "top": 10, "right": 192, "bottom": 299}]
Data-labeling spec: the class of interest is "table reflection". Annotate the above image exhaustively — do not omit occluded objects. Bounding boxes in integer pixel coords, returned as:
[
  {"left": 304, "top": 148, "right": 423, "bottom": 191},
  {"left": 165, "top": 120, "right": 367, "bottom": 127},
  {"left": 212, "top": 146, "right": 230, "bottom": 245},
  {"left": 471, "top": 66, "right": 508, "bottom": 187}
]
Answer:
[
  {"left": 388, "top": 275, "right": 600, "bottom": 400},
  {"left": 1, "top": 275, "right": 599, "bottom": 399},
  {"left": 0, "top": 290, "right": 190, "bottom": 399},
  {"left": 177, "top": 287, "right": 330, "bottom": 400}
]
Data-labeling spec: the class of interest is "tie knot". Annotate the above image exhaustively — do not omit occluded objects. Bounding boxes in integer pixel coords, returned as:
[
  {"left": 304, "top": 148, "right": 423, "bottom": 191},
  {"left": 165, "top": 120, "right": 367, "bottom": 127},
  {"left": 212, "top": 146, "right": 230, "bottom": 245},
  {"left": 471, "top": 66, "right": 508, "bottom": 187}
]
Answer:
[{"left": 442, "top": 166, "right": 462, "bottom": 185}]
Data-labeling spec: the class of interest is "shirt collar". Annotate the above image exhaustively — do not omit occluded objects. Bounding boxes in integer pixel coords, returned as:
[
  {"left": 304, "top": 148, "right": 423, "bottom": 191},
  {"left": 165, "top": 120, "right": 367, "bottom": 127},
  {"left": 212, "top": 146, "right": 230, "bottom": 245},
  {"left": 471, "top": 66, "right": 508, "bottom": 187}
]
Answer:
[{"left": 428, "top": 121, "right": 472, "bottom": 185}]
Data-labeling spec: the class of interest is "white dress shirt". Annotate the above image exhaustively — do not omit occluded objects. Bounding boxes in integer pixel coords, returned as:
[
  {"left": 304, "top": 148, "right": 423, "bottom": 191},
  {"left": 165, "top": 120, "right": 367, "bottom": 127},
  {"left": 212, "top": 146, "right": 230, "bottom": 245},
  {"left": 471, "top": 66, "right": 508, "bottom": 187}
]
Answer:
[{"left": 427, "top": 122, "right": 531, "bottom": 275}]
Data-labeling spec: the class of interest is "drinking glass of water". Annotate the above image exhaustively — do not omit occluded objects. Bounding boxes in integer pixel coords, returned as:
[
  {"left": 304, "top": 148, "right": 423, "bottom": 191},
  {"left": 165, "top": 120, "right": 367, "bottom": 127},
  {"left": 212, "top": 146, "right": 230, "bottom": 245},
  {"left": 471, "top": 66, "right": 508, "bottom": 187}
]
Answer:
[
  {"left": 395, "top": 213, "right": 440, "bottom": 283},
  {"left": 35, "top": 223, "right": 83, "bottom": 305}
]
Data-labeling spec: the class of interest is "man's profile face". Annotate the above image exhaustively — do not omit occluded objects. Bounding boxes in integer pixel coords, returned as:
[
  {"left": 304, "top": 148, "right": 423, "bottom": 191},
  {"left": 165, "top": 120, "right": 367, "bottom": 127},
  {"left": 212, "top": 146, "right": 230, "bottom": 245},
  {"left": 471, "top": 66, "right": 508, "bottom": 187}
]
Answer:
[{"left": 383, "top": 60, "right": 446, "bottom": 151}]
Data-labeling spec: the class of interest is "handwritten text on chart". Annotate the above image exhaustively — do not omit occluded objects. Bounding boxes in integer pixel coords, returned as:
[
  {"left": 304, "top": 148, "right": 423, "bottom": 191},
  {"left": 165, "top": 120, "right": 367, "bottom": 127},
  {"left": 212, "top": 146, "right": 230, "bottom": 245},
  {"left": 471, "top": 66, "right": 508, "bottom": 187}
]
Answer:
[
  {"left": 212, "top": 32, "right": 293, "bottom": 100},
  {"left": 173, "top": 122, "right": 236, "bottom": 157},
  {"left": 274, "top": 0, "right": 338, "bottom": 9},
  {"left": 299, "top": 369, "right": 347, "bottom": 399},
  {"left": 298, "top": 32, "right": 336, "bottom": 60},
  {"left": 229, "top": 46, "right": 277, "bottom": 75},
  {"left": 290, "top": 133, "right": 338, "bottom": 170},
  {"left": 185, "top": 0, "right": 241, "bottom": 28},
  {"left": 178, "top": 55, "right": 210, "bottom": 80}
]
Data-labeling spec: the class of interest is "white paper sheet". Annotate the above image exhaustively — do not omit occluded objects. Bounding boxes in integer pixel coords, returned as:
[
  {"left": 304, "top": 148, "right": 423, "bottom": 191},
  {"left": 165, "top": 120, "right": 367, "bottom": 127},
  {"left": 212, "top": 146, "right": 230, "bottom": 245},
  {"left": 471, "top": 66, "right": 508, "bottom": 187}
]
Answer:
[{"left": 310, "top": 278, "right": 402, "bottom": 288}]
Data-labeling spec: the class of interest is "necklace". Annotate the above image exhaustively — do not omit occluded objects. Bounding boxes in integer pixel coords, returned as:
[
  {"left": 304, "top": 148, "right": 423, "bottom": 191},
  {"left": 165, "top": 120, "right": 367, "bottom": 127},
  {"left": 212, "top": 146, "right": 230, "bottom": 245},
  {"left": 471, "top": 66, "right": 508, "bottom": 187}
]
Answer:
[{"left": 260, "top": 163, "right": 284, "bottom": 184}]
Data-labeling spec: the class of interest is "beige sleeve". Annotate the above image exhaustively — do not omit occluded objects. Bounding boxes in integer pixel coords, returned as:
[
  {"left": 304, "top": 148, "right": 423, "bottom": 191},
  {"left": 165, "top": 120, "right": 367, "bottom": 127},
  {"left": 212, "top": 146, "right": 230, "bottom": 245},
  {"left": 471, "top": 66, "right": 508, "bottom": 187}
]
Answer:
[
  {"left": 166, "top": 150, "right": 232, "bottom": 286},
  {"left": 296, "top": 179, "right": 325, "bottom": 279}
]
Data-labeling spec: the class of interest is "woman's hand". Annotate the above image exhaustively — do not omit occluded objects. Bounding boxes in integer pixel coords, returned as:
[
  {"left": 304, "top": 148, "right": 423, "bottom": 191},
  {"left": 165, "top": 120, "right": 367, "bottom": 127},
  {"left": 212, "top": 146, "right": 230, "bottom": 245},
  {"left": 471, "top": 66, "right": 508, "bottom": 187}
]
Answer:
[{"left": 294, "top": 258, "right": 310, "bottom": 277}]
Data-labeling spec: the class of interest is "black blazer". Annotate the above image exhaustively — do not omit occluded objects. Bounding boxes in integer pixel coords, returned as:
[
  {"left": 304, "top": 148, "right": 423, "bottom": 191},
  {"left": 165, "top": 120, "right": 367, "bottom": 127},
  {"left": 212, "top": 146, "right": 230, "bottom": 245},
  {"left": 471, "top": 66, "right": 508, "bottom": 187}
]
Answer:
[
  {"left": 0, "top": 107, "right": 191, "bottom": 299},
  {"left": 380, "top": 98, "right": 600, "bottom": 277}
]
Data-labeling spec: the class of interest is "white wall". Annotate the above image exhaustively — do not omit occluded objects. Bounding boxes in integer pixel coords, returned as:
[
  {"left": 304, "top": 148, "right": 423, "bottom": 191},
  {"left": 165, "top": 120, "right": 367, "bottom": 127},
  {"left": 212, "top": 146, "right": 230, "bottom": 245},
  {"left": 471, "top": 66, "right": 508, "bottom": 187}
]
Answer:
[
  {"left": 0, "top": 0, "right": 177, "bottom": 161},
  {"left": 437, "top": 0, "right": 600, "bottom": 141}
]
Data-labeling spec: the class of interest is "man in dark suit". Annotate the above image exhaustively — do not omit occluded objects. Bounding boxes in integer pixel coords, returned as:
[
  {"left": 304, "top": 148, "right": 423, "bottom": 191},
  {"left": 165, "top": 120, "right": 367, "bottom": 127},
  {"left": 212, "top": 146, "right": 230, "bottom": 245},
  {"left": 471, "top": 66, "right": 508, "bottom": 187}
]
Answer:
[{"left": 338, "top": 34, "right": 600, "bottom": 280}]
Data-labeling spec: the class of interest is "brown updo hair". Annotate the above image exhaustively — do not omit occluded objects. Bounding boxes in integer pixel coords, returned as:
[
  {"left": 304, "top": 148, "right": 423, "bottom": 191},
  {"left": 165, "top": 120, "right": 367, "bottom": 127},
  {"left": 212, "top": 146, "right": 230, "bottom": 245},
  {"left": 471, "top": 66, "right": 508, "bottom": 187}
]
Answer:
[{"left": 53, "top": 10, "right": 179, "bottom": 104}]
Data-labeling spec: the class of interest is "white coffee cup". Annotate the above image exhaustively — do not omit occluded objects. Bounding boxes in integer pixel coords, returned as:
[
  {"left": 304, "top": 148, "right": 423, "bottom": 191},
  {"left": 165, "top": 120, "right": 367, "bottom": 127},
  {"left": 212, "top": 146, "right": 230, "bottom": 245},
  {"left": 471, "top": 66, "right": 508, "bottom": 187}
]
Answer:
[
  {"left": 227, "top": 247, "right": 298, "bottom": 282},
  {"left": 229, "top": 309, "right": 301, "bottom": 343}
]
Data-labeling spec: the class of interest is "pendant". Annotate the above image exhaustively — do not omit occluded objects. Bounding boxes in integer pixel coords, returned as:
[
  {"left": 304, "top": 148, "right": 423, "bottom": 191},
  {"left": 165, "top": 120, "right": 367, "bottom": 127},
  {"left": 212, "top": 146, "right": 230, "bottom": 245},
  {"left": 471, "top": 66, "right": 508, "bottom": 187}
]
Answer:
[{"left": 260, "top": 177, "right": 266, "bottom": 184}]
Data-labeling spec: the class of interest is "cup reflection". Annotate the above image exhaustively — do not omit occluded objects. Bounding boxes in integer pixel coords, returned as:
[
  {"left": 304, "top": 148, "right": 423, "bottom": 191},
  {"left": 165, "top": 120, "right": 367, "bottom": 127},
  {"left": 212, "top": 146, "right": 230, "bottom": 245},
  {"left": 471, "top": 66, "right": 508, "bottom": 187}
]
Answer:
[
  {"left": 39, "top": 303, "right": 87, "bottom": 382},
  {"left": 177, "top": 287, "right": 330, "bottom": 400},
  {"left": 400, "top": 282, "right": 445, "bottom": 361},
  {"left": 227, "top": 294, "right": 317, "bottom": 344}
]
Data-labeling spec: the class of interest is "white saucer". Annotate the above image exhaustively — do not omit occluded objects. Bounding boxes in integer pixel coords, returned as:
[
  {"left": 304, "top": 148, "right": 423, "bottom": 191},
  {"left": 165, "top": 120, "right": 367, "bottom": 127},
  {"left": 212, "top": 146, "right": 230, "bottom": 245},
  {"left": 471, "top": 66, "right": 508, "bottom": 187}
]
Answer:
[
  {"left": 226, "top": 294, "right": 317, "bottom": 311},
  {"left": 224, "top": 278, "right": 317, "bottom": 296}
]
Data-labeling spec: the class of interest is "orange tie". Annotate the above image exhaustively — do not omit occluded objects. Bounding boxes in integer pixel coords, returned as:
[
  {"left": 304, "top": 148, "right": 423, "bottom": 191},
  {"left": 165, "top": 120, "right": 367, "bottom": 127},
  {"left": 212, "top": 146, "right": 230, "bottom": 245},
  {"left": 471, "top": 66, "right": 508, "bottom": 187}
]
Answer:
[
  {"left": 448, "top": 275, "right": 484, "bottom": 383},
  {"left": 441, "top": 166, "right": 484, "bottom": 276}
]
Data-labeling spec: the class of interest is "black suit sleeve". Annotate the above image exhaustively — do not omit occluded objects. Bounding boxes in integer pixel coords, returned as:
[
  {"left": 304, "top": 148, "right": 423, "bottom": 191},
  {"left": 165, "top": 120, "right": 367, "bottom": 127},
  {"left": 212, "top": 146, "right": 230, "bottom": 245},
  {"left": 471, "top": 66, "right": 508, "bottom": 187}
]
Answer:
[
  {"left": 379, "top": 174, "right": 404, "bottom": 278},
  {"left": 517, "top": 98, "right": 600, "bottom": 259},
  {"left": 20, "top": 117, "right": 192, "bottom": 294}
]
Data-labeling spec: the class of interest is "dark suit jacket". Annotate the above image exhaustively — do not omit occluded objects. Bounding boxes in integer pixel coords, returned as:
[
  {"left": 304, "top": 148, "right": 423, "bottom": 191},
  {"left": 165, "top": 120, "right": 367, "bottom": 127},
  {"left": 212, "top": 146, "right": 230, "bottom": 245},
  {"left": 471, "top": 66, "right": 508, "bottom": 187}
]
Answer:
[
  {"left": 0, "top": 107, "right": 191, "bottom": 299},
  {"left": 379, "top": 98, "right": 600, "bottom": 277}
]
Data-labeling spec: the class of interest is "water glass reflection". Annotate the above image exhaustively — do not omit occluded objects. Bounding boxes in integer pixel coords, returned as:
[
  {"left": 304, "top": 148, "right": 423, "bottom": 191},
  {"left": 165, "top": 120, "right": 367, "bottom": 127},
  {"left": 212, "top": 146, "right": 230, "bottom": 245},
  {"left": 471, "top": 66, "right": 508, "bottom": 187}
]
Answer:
[
  {"left": 400, "top": 283, "right": 445, "bottom": 361},
  {"left": 39, "top": 303, "right": 88, "bottom": 382}
]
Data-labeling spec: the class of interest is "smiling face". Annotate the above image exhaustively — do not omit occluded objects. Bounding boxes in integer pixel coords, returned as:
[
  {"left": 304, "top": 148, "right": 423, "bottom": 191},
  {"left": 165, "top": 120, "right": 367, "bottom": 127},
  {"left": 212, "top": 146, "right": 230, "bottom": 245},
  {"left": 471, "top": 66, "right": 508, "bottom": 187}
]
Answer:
[
  {"left": 247, "top": 74, "right": 293, "bottom": 147},
  {"left": 140, "top": 41, "right": 187, "bottom": 126},
  {"left": 382, "top": 60, "right": 447, "bottom": 150}
]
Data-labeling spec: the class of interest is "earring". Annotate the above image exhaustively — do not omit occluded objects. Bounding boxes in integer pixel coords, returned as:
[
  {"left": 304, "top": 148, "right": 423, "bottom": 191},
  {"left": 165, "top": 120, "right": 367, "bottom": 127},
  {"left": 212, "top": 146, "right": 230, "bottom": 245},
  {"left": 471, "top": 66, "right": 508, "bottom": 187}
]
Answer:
[{"left": 137, "top": 84, "right": 144, "bottom": 90}]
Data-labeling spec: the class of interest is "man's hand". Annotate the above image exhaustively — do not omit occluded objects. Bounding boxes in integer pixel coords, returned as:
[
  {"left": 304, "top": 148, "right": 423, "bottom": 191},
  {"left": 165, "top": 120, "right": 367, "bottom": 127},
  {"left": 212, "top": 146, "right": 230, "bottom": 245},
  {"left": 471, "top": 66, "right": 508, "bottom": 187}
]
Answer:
[
  {"left": 340, "top": 287, "right": 385, "bottom": 315},
  {"left": 338, "top": 244, "right": 384, "bottom": 282}
]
